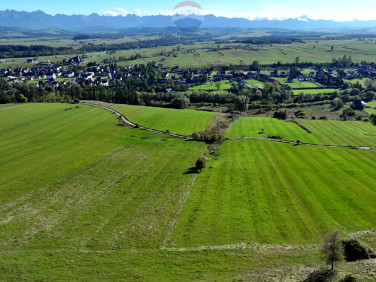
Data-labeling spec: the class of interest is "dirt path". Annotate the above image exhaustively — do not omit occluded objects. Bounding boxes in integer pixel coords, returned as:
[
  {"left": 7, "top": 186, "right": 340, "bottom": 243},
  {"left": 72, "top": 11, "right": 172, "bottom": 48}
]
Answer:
[
  {"left": 225, "top": 136, "right": 376, "bottom": 150},
  {"left": 83, "top": 103, "right": 376, "bottom": 150},
  {"left": 82, "top": 102, "right": 193, "bottom": 140}
]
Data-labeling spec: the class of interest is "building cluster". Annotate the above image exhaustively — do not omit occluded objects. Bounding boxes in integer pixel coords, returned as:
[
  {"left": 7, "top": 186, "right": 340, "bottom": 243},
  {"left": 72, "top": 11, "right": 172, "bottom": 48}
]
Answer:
[{"left": 1, "top": 56, "right": 376, "bottom": 92}]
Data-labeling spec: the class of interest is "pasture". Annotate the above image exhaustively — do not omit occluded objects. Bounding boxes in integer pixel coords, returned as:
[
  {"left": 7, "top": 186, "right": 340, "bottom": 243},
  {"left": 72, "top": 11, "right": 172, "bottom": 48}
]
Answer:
[
  {"left": 0, "top": 103, "right": 375, "bottom": 280},
  {"left": 225, "top": 117, "right": 319, "bottom": 143},
  {"left": 3, "top": 38, "right": 376, "bottom": 69},
  {"left": 298, "top": 119, "right": 376, "bottom": 147},
  {"left": 190, "top": 80, "right": 233, "bottom": 90},
  {"left": 293, "top": 88, "right": 339, "bottom": 95},
  {"left": 108, "top": 103, "right": 218, "bottom": 135},
  {"left": 366, "top": 101, "right": 376, "bottom": 115},
  {"left": 0, "top": 103, "right": 207, "bottom": 248},
  {"left": 273, "top": 77, "right": 322, "bottom": 88},
  {"left": 170, "top": 138, "right": 376, "bottom": 247}
]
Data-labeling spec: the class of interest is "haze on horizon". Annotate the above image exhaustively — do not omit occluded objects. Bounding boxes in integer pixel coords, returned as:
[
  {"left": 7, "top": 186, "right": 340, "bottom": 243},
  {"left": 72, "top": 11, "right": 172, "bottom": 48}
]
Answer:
[{"left": 1, "top": 0, "right": 376, "bottom": 22}]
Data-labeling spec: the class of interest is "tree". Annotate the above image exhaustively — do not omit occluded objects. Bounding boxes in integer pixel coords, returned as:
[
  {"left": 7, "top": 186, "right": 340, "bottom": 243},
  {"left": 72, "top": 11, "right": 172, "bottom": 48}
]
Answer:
[
  {"left": 195, "top": 158, "right": 206, "bottom": 172},
  {"left": 295, "top": 56, "right": 300, "bottom": 64},
  {"left": 171, "top": 97, "right": 190, "bottom": 109},
  {"left": 16, "top": 94, "right": 28, "bottom": 103},
  {"left": 215, "top": 81, "right": 221, "bottom": 90},
  {"left": 321, "top": 230, "right": 345, "bottom": 271},
  {"left": 234, "top": 95, "right": 249, "bottom": 112},
  {"left": 250, "top": 60, "right": 260, "bottom": 71}
]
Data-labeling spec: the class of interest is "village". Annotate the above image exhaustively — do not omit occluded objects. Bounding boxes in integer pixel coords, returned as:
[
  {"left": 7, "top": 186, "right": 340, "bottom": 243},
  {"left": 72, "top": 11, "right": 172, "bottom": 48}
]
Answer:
[{"left": 1, "top": 55, "right": 376, "bottom": 94}]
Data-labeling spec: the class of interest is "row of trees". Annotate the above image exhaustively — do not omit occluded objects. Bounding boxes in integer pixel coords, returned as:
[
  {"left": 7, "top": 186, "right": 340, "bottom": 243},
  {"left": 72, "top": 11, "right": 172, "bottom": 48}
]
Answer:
[{"left": 2, "top": 77, "right": 375, "bottom": 113}]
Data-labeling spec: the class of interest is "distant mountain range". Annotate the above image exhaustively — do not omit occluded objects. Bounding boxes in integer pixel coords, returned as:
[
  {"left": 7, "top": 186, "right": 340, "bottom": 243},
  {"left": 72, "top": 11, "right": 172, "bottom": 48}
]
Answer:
[{"left": 1, "top": 10, "right": 376, "bottom": 33}]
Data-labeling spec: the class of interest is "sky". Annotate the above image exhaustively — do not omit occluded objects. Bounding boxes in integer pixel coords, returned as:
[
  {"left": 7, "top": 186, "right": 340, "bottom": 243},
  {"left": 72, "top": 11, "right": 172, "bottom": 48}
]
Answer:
[{"left": 2, "top": 0, "right": 376, "bottom": 21}]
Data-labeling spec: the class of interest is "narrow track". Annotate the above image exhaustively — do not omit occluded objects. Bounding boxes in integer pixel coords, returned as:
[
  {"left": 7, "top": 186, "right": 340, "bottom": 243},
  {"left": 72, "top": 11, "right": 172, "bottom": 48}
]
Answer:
[
  {"left": 82, "top": 102, "right": 192, "bottom": 140},
  {"left": 83, "top": 103, "right": 376, "bottom": 150}
]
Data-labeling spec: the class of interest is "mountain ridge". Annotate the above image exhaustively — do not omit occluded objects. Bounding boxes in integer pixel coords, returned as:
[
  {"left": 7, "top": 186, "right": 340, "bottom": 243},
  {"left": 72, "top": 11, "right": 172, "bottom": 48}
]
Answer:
[{"left": 1, "top": 10, "right": 376, "bottom": 32}]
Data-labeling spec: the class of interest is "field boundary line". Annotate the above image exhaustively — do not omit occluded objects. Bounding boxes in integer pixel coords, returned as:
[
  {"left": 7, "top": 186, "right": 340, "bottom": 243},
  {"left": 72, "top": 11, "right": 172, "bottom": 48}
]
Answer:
[
  {"left": 162, "top": 174, "right": 198, "bottom": 248},
  {"left": 82, "top": 102, "right": 193, "bottom": 140},
  {"left": 224, "top": 137, "right": 376, "bottom": 150},
  {"left": 161, "top": 242, "right": 317, "bottom": 252},
  {"left": 83, "top": 102, "right": 376, "bottom": 150}
]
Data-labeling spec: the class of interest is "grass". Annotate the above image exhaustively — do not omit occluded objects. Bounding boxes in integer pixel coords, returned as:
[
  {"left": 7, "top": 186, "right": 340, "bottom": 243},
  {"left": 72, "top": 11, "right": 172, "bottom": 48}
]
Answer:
[
  {"left": 0, "top": 103, "right": 207, "bottom": 249},
  {"left": 298, "top": 119, "right": 376, "bottom": 146},
  {"left": 293, "top": 88, "right": 339, "bottom": 95},
  {"left": 366, "top": 101, "right": 376, "bottom": 115},
  {"left": 343, "top": 78, "right": 370, "bottom": 85},
  {"left": 170, "top": 139, "right": 376, "bottom": 247},
  {"left": 190, "top": 80, "right": 233, "bottom": 90},
  {"left": 225, "top": 117, "right": 319, "bottom": 143},
  {"left": 0, "top": 103, "right": 375, "bottom": 280},
  {"left": 108, "top": 103, "right": 217, "bottom": 135},
  {"left": 273, "top": 77, "right": 321, "bottom": 88},
  {"left": 4, "top": 39, "right": 376, "bottom": 69}
]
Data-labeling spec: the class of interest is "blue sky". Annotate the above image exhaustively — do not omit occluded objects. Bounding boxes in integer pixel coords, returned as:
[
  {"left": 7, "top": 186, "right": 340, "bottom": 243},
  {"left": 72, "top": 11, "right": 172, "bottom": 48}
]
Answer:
[{"left": 2, "top": 0, "right": 376, "bottom": 21}]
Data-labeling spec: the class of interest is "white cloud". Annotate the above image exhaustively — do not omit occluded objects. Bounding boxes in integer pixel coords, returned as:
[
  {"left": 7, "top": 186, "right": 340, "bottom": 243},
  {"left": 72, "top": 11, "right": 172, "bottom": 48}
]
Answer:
[
  {"left": 134, "top": 9, "right": 141, "bottom": 14},
  {"left": 115, "top": 8, "right": 128, "bottom": 16},
  {"left": 103, "top": 11, "right": 118, "bottom": 17}
]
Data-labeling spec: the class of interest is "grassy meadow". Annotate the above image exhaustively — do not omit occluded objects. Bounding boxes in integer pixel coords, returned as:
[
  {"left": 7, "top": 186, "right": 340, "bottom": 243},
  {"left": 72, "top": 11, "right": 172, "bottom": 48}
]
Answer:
[
  {"left": 170, "top": 138, "right": 376, "bottom": 247},
  {"left": 0, "top": 103, "right": 375, "bottom": 280},
  {"left": 225, "top": 117, "right": 318, "bottom": 143},
  {"left": 298, "top": 119, "right": 376, "bottom": 147},
  {"left": 293, "top": 88, "right": 339, "bottom": 95},
  {"left": 3, "top": 39, "right": 376, "bottom": 69},
  {"left": 109, "top": 103, "right": 217, "bottom": 135}
]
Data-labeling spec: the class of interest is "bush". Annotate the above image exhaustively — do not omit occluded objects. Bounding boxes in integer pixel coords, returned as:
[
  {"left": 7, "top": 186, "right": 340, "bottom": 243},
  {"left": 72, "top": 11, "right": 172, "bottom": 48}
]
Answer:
[
  {"left": 195, "top": 157, "right": 206, "bottom": 172},
  {"left": 234, "top": 95, "right": 249, "bottom": 112},
  {"left": 339, "top": 275, "right": 357, "bottom": 282},
  {"left": 171, "top": 97, "right": 190, "bottom": 109},
  {"left": 295, "top": 110, "right": 308, "bottom": 119},
  {"left": 273, "top": 110, "right": 288, "bottom": 120},
  {"left": 341, "top": 239, "right": 376, "bottom": 262},
  {"left": 371, "top": 114, "right": 376, "bottom": 125},
  {"left": 16, "top": 94, "right": 28, "bottom": 103},
  {"left": 342, "top": 108, "right": 355, "bottom": 117},
  {"left": 200, "top": 134, "right": 219, "bottom": 144},
  {"left": 192, "top": 132, "right": 201, "bottom": 140}
]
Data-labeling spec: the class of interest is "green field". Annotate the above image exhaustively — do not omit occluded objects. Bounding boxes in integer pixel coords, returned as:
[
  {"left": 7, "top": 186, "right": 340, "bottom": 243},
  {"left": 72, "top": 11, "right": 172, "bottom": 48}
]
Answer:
[
  {"left": 104, "top": 103, "right": 217, "bottom": 135},
  {"left": 366, "top": 101, "right": 376, "bottom": 115},
  {"left": 1, "top": 103, "right": 376, "bottom": 280},
  {"left": 225, "top": 117, "right": 376, "bottom": 147},
  {"left": 298, "top": 119, "right": 376, "bottom": 146},
  {"left": 293, "top": 88, "right": 339, "bottom": 95},
  {"left": 170, "top": 138, "right": 376, "bottom": 247},
  {"left": 190, "top": 80, "right": 233, "bottom": 90},
  {"left": 3, "top": 39, "right": 376, "bottom": 69},
  {"left": 225, "top": 117, "right": 319, "bottom": 143},
  {"left": 273, "top": 77, "right": 322, "bottom": 88}
]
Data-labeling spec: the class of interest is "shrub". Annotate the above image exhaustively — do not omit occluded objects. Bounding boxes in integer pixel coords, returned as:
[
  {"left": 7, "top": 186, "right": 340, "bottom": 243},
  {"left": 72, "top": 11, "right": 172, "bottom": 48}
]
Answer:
[
  {"left": 16, "top": 94, "right": 28, "bottom": 103},
  {"left": 339, "top": 276, "right": 357, "bottom": 282},
  {"left": 234, "top": 95, "right": 249, "bottom": 112},
  {"left": 195, "top": 158, "right": 206, "bottom": 172},
  {"left": 341, "top": 239, "right": 376, "bottom": 262},
  {"left": 192, "top": 132, "right": 201, "bottom": 140},
  {"left": 342, "top": 108, "right": 355, "bottom": 117},
  {"left": 171, "top": 97, "right": 190, "bottom": 109},
  {"left": 295, "top": 110, "right": 308, "bottom": 119},
  {"left": 321, "top": 230, "right": 345, "bottom": 270},
  {"left": 273, "top": 110, "right": 288, "bottom": 120}
]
